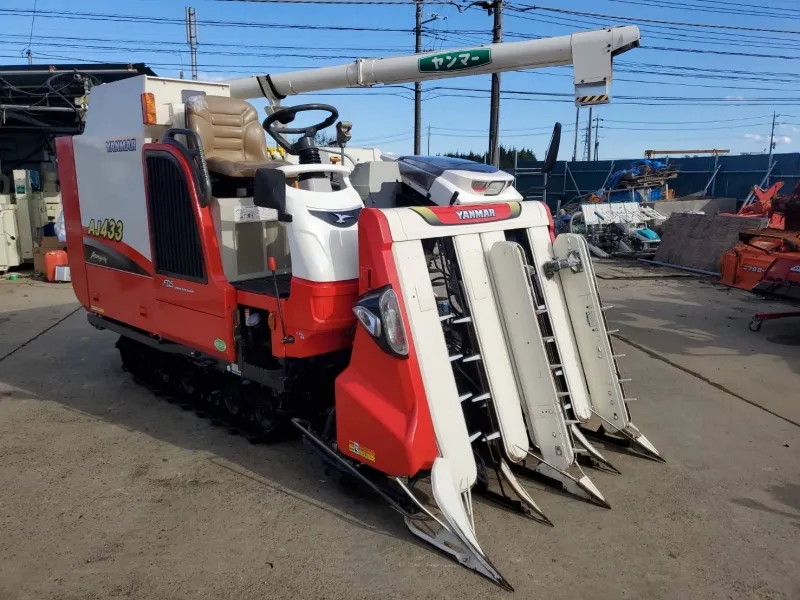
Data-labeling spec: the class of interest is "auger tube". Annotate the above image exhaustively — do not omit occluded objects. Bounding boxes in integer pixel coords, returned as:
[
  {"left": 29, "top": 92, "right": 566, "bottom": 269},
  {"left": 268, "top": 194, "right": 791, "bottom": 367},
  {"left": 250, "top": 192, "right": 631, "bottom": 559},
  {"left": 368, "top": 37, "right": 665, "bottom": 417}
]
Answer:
[{"left": 226, "top": 26, "right": 640, "bottom": 106}]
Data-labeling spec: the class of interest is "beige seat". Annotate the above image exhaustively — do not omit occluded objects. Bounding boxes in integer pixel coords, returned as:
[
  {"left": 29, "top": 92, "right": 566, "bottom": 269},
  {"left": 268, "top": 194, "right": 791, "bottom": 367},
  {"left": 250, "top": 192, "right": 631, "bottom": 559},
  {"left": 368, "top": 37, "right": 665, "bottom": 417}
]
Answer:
[{"left": 185, "top": 95, "right": 287, "bottom": 178}]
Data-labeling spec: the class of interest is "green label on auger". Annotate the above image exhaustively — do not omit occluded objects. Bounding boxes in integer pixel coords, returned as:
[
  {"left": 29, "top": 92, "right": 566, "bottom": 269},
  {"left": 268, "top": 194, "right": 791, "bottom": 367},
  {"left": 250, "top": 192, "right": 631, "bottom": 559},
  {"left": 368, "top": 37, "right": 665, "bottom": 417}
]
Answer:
[{"left": 418, "top": 48, "right": 492, "bottom": 73}]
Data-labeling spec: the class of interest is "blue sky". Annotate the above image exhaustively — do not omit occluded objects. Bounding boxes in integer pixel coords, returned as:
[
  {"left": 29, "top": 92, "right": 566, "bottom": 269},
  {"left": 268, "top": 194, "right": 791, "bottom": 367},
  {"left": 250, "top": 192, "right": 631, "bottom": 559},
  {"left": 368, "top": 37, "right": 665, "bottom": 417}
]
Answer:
[{"left": 3, "top": 0, "right": 800, "bottom": 159}]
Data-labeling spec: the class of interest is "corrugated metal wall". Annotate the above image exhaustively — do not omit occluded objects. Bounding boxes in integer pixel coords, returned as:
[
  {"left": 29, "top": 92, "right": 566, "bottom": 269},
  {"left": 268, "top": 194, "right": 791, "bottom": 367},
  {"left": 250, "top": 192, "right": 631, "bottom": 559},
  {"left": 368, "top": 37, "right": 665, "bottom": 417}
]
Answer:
[{"left": 513, "top": 152, "right": 800, "bottom": 212}]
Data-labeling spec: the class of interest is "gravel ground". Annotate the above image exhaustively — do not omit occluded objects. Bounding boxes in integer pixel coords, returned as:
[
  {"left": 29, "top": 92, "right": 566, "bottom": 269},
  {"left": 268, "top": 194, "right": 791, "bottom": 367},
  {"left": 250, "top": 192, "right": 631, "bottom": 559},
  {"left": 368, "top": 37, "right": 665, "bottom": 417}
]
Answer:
[{"left": 0, "top": 265, "right": 798, "bottom": 600}]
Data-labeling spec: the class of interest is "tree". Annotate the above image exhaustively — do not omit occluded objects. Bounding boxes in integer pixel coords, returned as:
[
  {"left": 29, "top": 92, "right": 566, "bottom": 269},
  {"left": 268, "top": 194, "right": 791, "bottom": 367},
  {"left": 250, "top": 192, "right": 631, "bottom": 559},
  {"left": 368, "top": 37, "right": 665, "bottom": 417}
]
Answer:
[
  {"left": 443, "top": 144, "right": 537, "bottom": 170},
  {"left": 314, "top": 132, "right": 337, "bottom": 147}
]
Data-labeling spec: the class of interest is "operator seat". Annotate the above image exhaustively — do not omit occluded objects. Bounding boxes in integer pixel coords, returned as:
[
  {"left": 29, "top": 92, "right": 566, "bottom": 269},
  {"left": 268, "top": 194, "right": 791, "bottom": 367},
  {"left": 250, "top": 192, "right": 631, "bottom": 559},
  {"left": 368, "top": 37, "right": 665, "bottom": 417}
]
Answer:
[
  {"left": 185, "top": 95, "right": 287, "bottom": 179},
  {"left": 186, "top": 95, "right": 292, "bottom": 283}
]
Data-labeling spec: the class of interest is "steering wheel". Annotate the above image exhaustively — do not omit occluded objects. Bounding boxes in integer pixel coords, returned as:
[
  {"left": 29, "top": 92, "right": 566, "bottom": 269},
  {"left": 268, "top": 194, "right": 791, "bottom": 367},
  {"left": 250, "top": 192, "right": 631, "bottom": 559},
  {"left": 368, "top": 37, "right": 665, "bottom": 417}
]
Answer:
[{"left": 262, "top": 104, "right": 339, "bottom": 155}]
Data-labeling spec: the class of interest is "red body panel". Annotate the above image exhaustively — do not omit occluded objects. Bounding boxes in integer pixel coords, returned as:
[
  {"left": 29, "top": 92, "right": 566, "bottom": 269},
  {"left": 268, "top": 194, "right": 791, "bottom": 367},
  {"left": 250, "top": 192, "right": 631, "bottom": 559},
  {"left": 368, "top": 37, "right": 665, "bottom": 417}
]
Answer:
[
  {"left": 55, "top": 137, "right": 90, "bottom": 309},
  {"left": 542, "top": 201, "right": 557, "bottom": 242},
  {"left": 57, "top": 137, "right": 354, "bottom": 366},
  {"left": 237, "top": 277, "right": 358, "bottom": 359},
  {"left": 335, "top": 208, "right": 437, "bottom": 476},
  {"left": 85, "top": 265, "right": 156, "bottom": 330},
  {"left": 144, "top": 143, "right": 237, "bottom": 362}
]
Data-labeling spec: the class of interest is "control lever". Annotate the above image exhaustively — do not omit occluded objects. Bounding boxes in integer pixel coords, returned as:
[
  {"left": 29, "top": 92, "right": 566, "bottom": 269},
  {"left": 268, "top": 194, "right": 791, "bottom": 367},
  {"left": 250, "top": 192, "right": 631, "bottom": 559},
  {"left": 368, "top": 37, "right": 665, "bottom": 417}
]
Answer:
[
  {"left": 268, "top": 256, "right": 294, "bottom": 344},
  {"left": 336, "top": 121, "right": 352, "bottom": 165}
]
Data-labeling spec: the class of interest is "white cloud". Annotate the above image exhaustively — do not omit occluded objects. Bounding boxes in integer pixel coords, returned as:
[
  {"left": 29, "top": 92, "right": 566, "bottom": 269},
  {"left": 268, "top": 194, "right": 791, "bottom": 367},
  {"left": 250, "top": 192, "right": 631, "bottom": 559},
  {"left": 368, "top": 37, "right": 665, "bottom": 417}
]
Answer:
[
  {"left": 195, "top": 71, "right": 238, "bottom": 82},
  {"left": 744, "top": 133, "right": 792, "bottom": 145},
  {"left": 779, "top": 124, "right": 800, "bottom": 134}
]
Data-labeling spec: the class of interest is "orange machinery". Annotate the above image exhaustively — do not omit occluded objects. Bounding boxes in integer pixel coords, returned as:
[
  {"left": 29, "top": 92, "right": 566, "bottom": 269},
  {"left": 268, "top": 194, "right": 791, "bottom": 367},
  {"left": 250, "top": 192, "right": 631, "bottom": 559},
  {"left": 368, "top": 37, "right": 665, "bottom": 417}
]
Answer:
[{"left": 720, "top": 181, "right": 800, "bottom": 329}]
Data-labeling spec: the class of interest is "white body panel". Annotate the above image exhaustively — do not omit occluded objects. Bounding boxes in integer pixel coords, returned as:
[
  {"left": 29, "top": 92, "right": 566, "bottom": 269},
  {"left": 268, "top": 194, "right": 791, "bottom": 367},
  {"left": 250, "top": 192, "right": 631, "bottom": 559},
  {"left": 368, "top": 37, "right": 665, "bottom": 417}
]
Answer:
[
  {"left": 385, "top": 202, "right": 611, "bottom": 507},
  {"left": 211, "top": 197, "right": 290, "bottom": 281},
  {"left": 454, "top": 232, "right": 529, "bottom": 462},
  {"left": 488, "top": 241, "right": 574, "bottom": 470},
  {"left": 392, "top": 239, "right": 477, "bottom": 489},
  {"left": 554, "top": 234, "right": 628, "bottom": 428},
  {"left": 525, "top": 226, "right": 593, "bottom": 422},
  {"left": 403, "top": 168, "right": 523, "bottom": 207},
  {"left": 380, "top": 198, "right": 593, "bottom": 428},
  {"left": 75, "top": 77, "right": 152, "bottom": 261},
  {"left": 75, "top": 76, "right": 231, "bottom": 263},
  {"left": 279, "top": 166, "right": 363, "bottom": 283}
]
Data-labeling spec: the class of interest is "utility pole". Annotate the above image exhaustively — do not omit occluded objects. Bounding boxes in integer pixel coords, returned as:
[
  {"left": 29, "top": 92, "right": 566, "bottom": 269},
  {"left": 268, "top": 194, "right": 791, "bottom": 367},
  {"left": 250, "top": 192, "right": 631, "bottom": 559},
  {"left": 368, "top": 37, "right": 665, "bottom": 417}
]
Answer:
[
  {"left": 185, "top": 7, "right": 199, "bottom": 81},
  {"left": 414, "top": 1, "right": 423, "bottom": 155},
  {"left": 572, "top": 106, "right": 579, "bottom": 162},
  {"left": 585, "top": 106, "right": 593, "bottom": 161},
  {"left": 413, "top": 4, "right": 442, "bottom": 155},
  {"left": 768, "top": 110, "right": 778, "bottom": 166},
  {"left": 487, "top": 0, "right": 503, "bottom": 167},
  {"left": 427, "top": 123, "right": 431, "bottom": 155},
  {"left": 26, "top": 49, "right": 32, "bottom": 65},
  {"left": 593, "top": 116, "right": 601, "bottom": 161}
]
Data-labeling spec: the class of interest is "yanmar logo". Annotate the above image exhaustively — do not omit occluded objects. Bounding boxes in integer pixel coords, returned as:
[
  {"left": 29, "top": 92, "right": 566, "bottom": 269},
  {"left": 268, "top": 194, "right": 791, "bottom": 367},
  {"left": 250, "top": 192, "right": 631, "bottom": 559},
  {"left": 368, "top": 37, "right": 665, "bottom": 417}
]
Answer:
[
  {"left": 455, "top": 208, "right": 496, "bottom": 220},
  {"left": 105, "top": 139, "right": 137, "bottom": 153}
]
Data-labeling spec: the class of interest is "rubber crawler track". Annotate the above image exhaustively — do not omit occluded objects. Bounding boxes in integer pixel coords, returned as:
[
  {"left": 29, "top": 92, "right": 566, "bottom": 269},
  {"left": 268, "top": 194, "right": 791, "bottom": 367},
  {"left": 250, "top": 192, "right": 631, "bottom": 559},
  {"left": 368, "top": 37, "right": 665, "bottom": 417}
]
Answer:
[{"left": 117, "top": 336, "right": 286, "bottom": 445}]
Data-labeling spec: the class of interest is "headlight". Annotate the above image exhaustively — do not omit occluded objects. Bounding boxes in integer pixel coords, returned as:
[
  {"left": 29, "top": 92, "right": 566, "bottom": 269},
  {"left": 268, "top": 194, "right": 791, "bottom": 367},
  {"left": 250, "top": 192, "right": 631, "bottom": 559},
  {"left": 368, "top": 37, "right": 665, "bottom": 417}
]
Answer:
[
  {"left": 352, "top": 286, "right": 409, "bottom": 358},
  {"left": 379, "top": 288, "right": 408, "bottom": 356},
  {"left": 471, "top": 180, "right": 489, "bottom": 193},
  {"left": 485, "top": 181, "right": 506, "bottom": 196}
]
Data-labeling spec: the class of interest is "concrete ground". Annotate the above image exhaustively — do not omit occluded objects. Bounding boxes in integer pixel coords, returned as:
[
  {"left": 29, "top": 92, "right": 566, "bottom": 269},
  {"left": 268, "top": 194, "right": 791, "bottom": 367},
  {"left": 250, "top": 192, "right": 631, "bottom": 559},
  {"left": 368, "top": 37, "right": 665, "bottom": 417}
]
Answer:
[{"left": 0, "top": 264, "right": 798, "bottom": 600}]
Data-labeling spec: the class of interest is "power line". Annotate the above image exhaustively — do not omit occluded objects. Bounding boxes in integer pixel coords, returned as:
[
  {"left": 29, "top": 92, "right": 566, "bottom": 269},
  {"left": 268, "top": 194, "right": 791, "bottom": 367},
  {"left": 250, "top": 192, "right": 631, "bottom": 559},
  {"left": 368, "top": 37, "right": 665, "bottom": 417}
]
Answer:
[
  {"left": 500, "top": 9, "right": 800, "bottom": 58},
  {"left": 0, "top": 8, "right": 415, "bottom": 33},
  {"left": 0, "top": 40, "right": 383, "bottom": 61},
  {"left": 690, "top": 0, "right": 800, "bottom": 11},
  {"left": 644, "top": 45, "right": 800, "bottom": 62},
  {"left": 604, "top": 0, "right": 798, "bottom": 20},
  {"left": 601, "top": 115, "right": 774, "bottom": 124},
  {"left": 430, "top": 24, "right": 800, "bottom": 63},
  {"left": 516, "top": 68, "right": 800, "bottom": 94},
  {"left": 26, "top": 0, "right": 38, "bottom": 48},
  {"left": 0, "top": 33, "right": 410, "bottom": 53},
  {"left": 509, "top": 4, "right": 800, "bottom": 35},
  {"left": 210, "top": 0, "right": 468, "bottom": 4},
  {"left": 505, "top": 8, "right": 800, "bottom": 47}
]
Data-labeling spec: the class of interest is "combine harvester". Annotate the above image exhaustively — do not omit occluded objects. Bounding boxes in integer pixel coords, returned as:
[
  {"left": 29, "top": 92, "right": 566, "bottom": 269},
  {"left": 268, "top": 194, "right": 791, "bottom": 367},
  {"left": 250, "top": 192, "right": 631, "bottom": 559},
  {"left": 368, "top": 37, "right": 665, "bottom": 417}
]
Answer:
[{"left": 56, "top": 26, "right": 662, "bottom": 590}]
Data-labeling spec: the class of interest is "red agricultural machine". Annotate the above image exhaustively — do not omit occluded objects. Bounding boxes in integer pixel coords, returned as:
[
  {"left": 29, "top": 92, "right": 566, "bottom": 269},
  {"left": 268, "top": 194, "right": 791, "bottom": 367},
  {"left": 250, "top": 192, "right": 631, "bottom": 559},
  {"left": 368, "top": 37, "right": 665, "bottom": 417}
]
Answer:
[
  {"left": 720, "top": 181, "right": 800, "bottom": 329},
  {"left": 55, "top": 27, "right": 663, "bottom": 589}
]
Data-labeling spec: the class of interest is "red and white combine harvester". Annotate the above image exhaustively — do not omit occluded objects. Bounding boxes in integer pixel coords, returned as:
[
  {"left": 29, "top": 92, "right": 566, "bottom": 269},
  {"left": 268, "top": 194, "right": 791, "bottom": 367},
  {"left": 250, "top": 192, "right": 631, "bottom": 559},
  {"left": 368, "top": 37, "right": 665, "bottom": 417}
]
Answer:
[{"left": 56, "top": 26, "right": 661, "bottom": 590}]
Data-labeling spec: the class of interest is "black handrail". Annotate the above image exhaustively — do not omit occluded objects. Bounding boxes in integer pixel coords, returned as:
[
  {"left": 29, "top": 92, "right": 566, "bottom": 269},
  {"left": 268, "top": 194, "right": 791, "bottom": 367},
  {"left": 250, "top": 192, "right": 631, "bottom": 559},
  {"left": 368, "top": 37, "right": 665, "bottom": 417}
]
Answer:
[{"left": 162, "top": 128, "right": 212, "bottom": 207}]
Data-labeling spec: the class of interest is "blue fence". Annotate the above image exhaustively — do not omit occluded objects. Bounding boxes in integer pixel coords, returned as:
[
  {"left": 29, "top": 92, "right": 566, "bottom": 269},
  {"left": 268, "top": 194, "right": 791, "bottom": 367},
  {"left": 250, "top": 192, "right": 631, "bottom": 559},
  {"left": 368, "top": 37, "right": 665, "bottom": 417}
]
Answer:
[{"left": 513, "top": 152, "right": 800, "bottom": 213}]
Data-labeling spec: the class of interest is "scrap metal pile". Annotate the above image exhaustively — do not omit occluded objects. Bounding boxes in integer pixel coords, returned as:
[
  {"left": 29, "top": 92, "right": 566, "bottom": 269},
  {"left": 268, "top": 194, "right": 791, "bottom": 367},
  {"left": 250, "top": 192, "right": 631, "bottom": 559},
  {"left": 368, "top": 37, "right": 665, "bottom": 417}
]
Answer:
[
  {"left": 555, "top": 159, "right": 675, "bottom": 256},
  {"left": 602, "top": 159, "right": 679, "bottom": 202}
]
